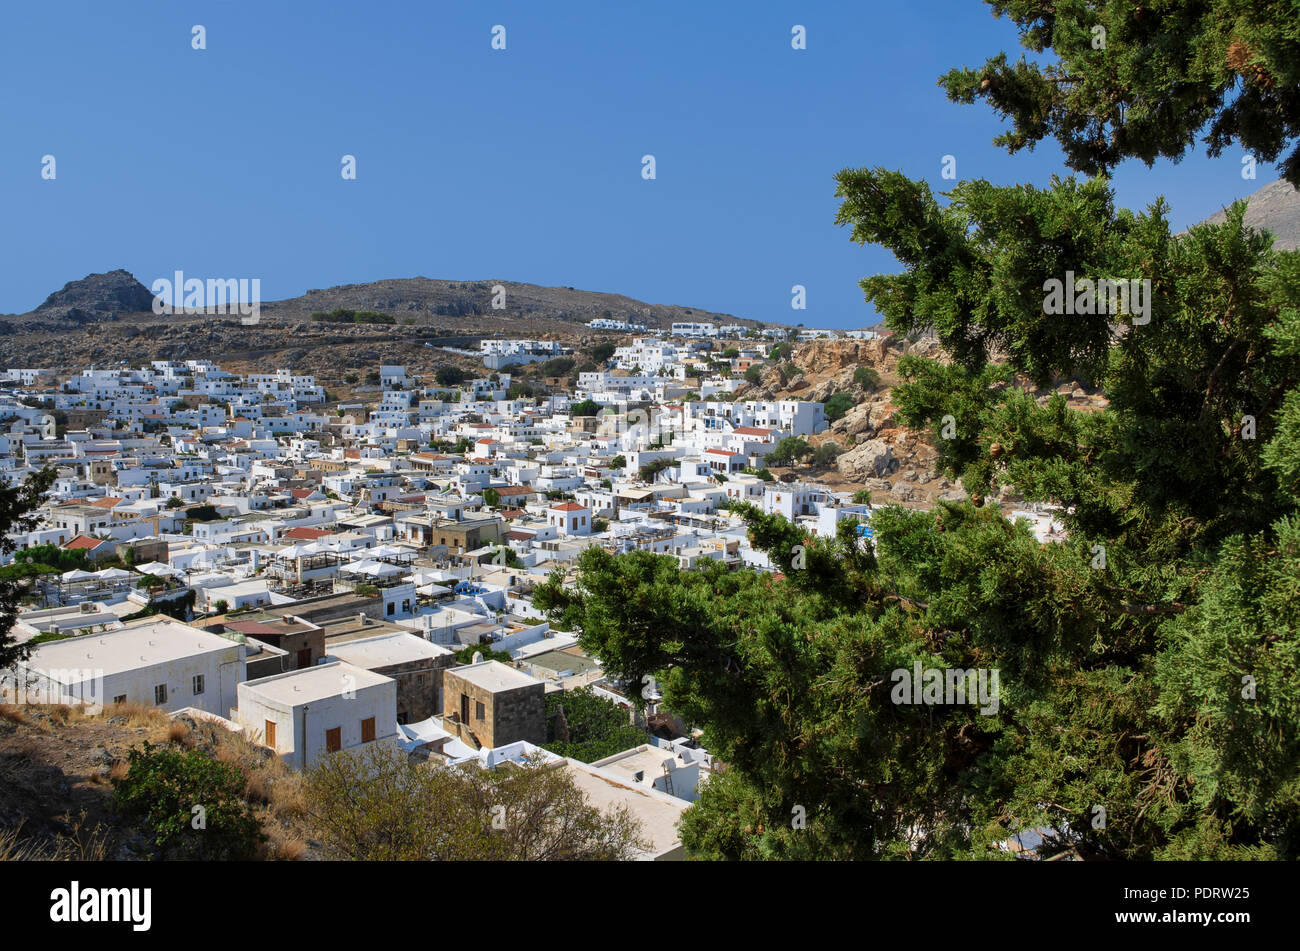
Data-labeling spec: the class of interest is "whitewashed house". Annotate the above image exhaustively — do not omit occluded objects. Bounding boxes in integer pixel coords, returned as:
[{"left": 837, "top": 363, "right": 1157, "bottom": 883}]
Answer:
[{"left": 235, "top": 660, "right": 398, "bottom": 770}]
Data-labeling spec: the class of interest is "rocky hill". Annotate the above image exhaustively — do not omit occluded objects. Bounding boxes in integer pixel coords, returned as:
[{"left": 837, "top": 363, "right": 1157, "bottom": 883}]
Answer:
[
  {"left": 0, "top": 272, "right": 757, "bottom": 379},
  {"left": 1203, "top": 177, "right": 1300, "bottom": 250},
  {"left": 29, "top": 269, "right": 155, "bottom": 323}
]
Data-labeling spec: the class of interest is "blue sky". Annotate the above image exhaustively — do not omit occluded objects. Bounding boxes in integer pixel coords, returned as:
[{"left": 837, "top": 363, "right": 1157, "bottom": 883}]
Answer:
[{"left": 0, "top": 0, "right": 1281, "bottom": 327}]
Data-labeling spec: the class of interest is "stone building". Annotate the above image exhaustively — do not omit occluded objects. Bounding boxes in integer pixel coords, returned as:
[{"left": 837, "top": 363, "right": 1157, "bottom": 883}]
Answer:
[{"left": 441, "top": 660, "right": 545, "bottom": 749}]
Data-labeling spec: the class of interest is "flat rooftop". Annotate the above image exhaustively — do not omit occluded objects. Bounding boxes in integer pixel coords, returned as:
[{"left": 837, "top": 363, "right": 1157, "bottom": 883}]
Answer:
[
  {"left": 591, "top": 744, "right": 677, "bottom": 786},
  {"left": 25, "top": 617, "right": 239, "bottom": 680},
  {"left": 241, "top": 660, "right": 392, "bottom": 706},
  {"left": 447, "top": 660, "right": 540, "bottom": 693},
  {"left": 319, "top": 616, "right": 411, "bottom": 644},
  {"left": 561, "top": 759, "right": 686, "bottom": 859},
  {"left": 526, "top": 649, "right": 601, "bottom": 677},
  {"left": 327, "top": 632, "right": 452, "bottom": 668}
]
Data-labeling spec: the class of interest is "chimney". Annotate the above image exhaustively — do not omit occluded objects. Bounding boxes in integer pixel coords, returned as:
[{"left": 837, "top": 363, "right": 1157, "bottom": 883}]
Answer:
[{"left": 472, "top": 651, "right": 483, "bottom": 664}]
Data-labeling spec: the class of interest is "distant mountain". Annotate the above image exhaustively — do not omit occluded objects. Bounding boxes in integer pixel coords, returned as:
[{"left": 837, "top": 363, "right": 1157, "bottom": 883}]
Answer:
[
  {"left": 5, "top": 271, "right": 754, "bottom": 334},
  {"left": 1202, "top": 178, "right": 1300, "bottom": 250},
  {"left": 31, "top": 269, "right": 154, "bottom": 322},
  {"left": 0, "top": 272, "right": 764, "bottom": 373},
  {"left": 259, "top": 276, "right": 749, "bottom": 331}
]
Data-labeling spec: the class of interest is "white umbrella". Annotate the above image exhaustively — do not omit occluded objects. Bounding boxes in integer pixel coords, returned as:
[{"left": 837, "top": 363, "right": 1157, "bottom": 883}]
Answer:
[
  {"left": 135, "top": 561, "right": 182, "bottom": 577},
  {"left": 348, "top": 560, "right": 403, "bottom": 578},
  {"left": 61, "top": 569, "right": 96, "bottom": 581}
]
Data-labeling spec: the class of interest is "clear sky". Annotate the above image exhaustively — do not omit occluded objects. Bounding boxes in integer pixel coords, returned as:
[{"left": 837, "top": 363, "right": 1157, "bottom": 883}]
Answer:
[{"left": 0, "top": 0, "right": 1281, "bottom": 327}]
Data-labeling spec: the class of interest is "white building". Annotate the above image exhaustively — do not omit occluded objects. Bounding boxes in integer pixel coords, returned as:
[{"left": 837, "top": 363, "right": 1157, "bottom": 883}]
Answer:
[
  {"left": 670, "top": 322, "right": 717, "bottom": 338},
  {"left": 1, "top": 617, "right": 245, "bottom": 716},
  {"left": 547, "top": 501, "right": 592, "bottom": 536},
  {"left": 235, "top": 661, "right": 399, "bottom": 771}
]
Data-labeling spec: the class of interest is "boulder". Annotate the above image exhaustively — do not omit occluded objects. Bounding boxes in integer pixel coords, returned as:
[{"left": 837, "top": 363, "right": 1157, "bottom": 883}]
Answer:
[{"left": 836, "top": 438, "right": 898, "bottom": 479}]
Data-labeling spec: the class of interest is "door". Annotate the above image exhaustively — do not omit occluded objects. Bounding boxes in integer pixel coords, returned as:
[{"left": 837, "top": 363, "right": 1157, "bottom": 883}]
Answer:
[
  {"left": 460, "top": 693, "right": 470, "bottom": 723},
  {"left": 326, "top": 727, "right": 341, "bottom": 752},
  {"left": 296, "top": 648, "right": 312, "bottom": 669},
  {"left": 265, "top": 719, "right": 276, "bottom": 749}
]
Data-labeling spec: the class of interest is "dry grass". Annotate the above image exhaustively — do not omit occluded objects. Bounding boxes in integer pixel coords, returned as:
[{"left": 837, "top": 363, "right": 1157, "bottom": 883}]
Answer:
[
  {"left": 166, "top": 720, "right": 191, "bottom": 744},
  {"left": 267, "top": 773, "right": 308, "bottom": 820},
  {"left": 2, "top": 701, "right": 314, "bottom": 862},
  {"left": 265, "top": 830, "right": 308, "bottom": 861},
  {"left": 46, "top": 704, "right": 85, "bottom": 726},
  {"left": 100, "top": 700, "right": 169, "bottom": 731},
  {"left": 0, "top": 813, "right": 111, "bottom": 862}
]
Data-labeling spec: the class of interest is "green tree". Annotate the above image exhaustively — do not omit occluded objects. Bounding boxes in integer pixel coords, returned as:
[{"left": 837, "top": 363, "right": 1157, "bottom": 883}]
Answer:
[
  {"left": 766, "top": 437, "right": 810, "bottom": 466},
  {"left": 570, "top": 399, "right": 600, "bottom": 417},
  {"left": 0, "top": 468, "right": 56, "bottom": 670},
  {"left": 608, "top": 455, "right": 626, "bottom": 471},
  {"left": 811, "top": 442, "right": 846, "bottom": 467},
  {"left": 452, "top": 643, "right": 514, "bottom": 665},
  {"left": 482, "top": 487, "right": 501, "bottom": 508},
  {"left": 533, "top": 135, "right": 1300, "bottom": 863},
  {"left": 940, "top": 1, "right": 1300, "bottom": 187},
  {"left": 435, "top": 366, "right": 469, "bottom": 387},
  {"left": 543, "top": 688, "right": 649, "bottom": 762}
]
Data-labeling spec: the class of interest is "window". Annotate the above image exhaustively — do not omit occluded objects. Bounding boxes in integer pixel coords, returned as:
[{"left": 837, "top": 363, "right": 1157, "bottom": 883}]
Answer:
[
  {"left": 325, "top": 727, "right": 341, "bottom": 752},
  {"left": 361, "top": 717, "right": 376, "bottom": 742},
  {"left": 192, "top": 675, "right": 205, "bottom": 695},
  {"left": 475, "top": 700, "right": 485, "bottom": 721},
  {"left": 265, "top": 719, "right": 276, "bottom": 748},
  {"left": 113, "top": 694, "right": 126, "bottom": 705},
  {"left": 154, "top": 684, "right": 167, "bottom": 704}
]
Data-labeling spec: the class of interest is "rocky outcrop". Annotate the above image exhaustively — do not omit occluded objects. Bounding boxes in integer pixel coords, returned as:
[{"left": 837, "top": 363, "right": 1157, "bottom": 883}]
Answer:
[
  {"left": 837, "top": 438, "right": 898, "bottom": 479},
  {"left": 34, "top": 269, "right": 154, "bottom": 317}
]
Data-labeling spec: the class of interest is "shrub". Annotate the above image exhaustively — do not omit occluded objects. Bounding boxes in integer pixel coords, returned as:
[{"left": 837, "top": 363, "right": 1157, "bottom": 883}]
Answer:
[
  {"left": 824, "top": 392, "right": 856, "bottom": 422},
  {"left": 853, "top": 366, "right": 881, "bottom": 390},
  {"left": 112, "top": 742, "right": 264, "bottom": 859},
  {"left": 303, "top": 744, "right": 648, "bottom": 860},
  {"left": 453, "top": 643, "right": 513, "bottom": 665},
  {"left": 811, "top": 442, "right": 846, "bottom": 466}
]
